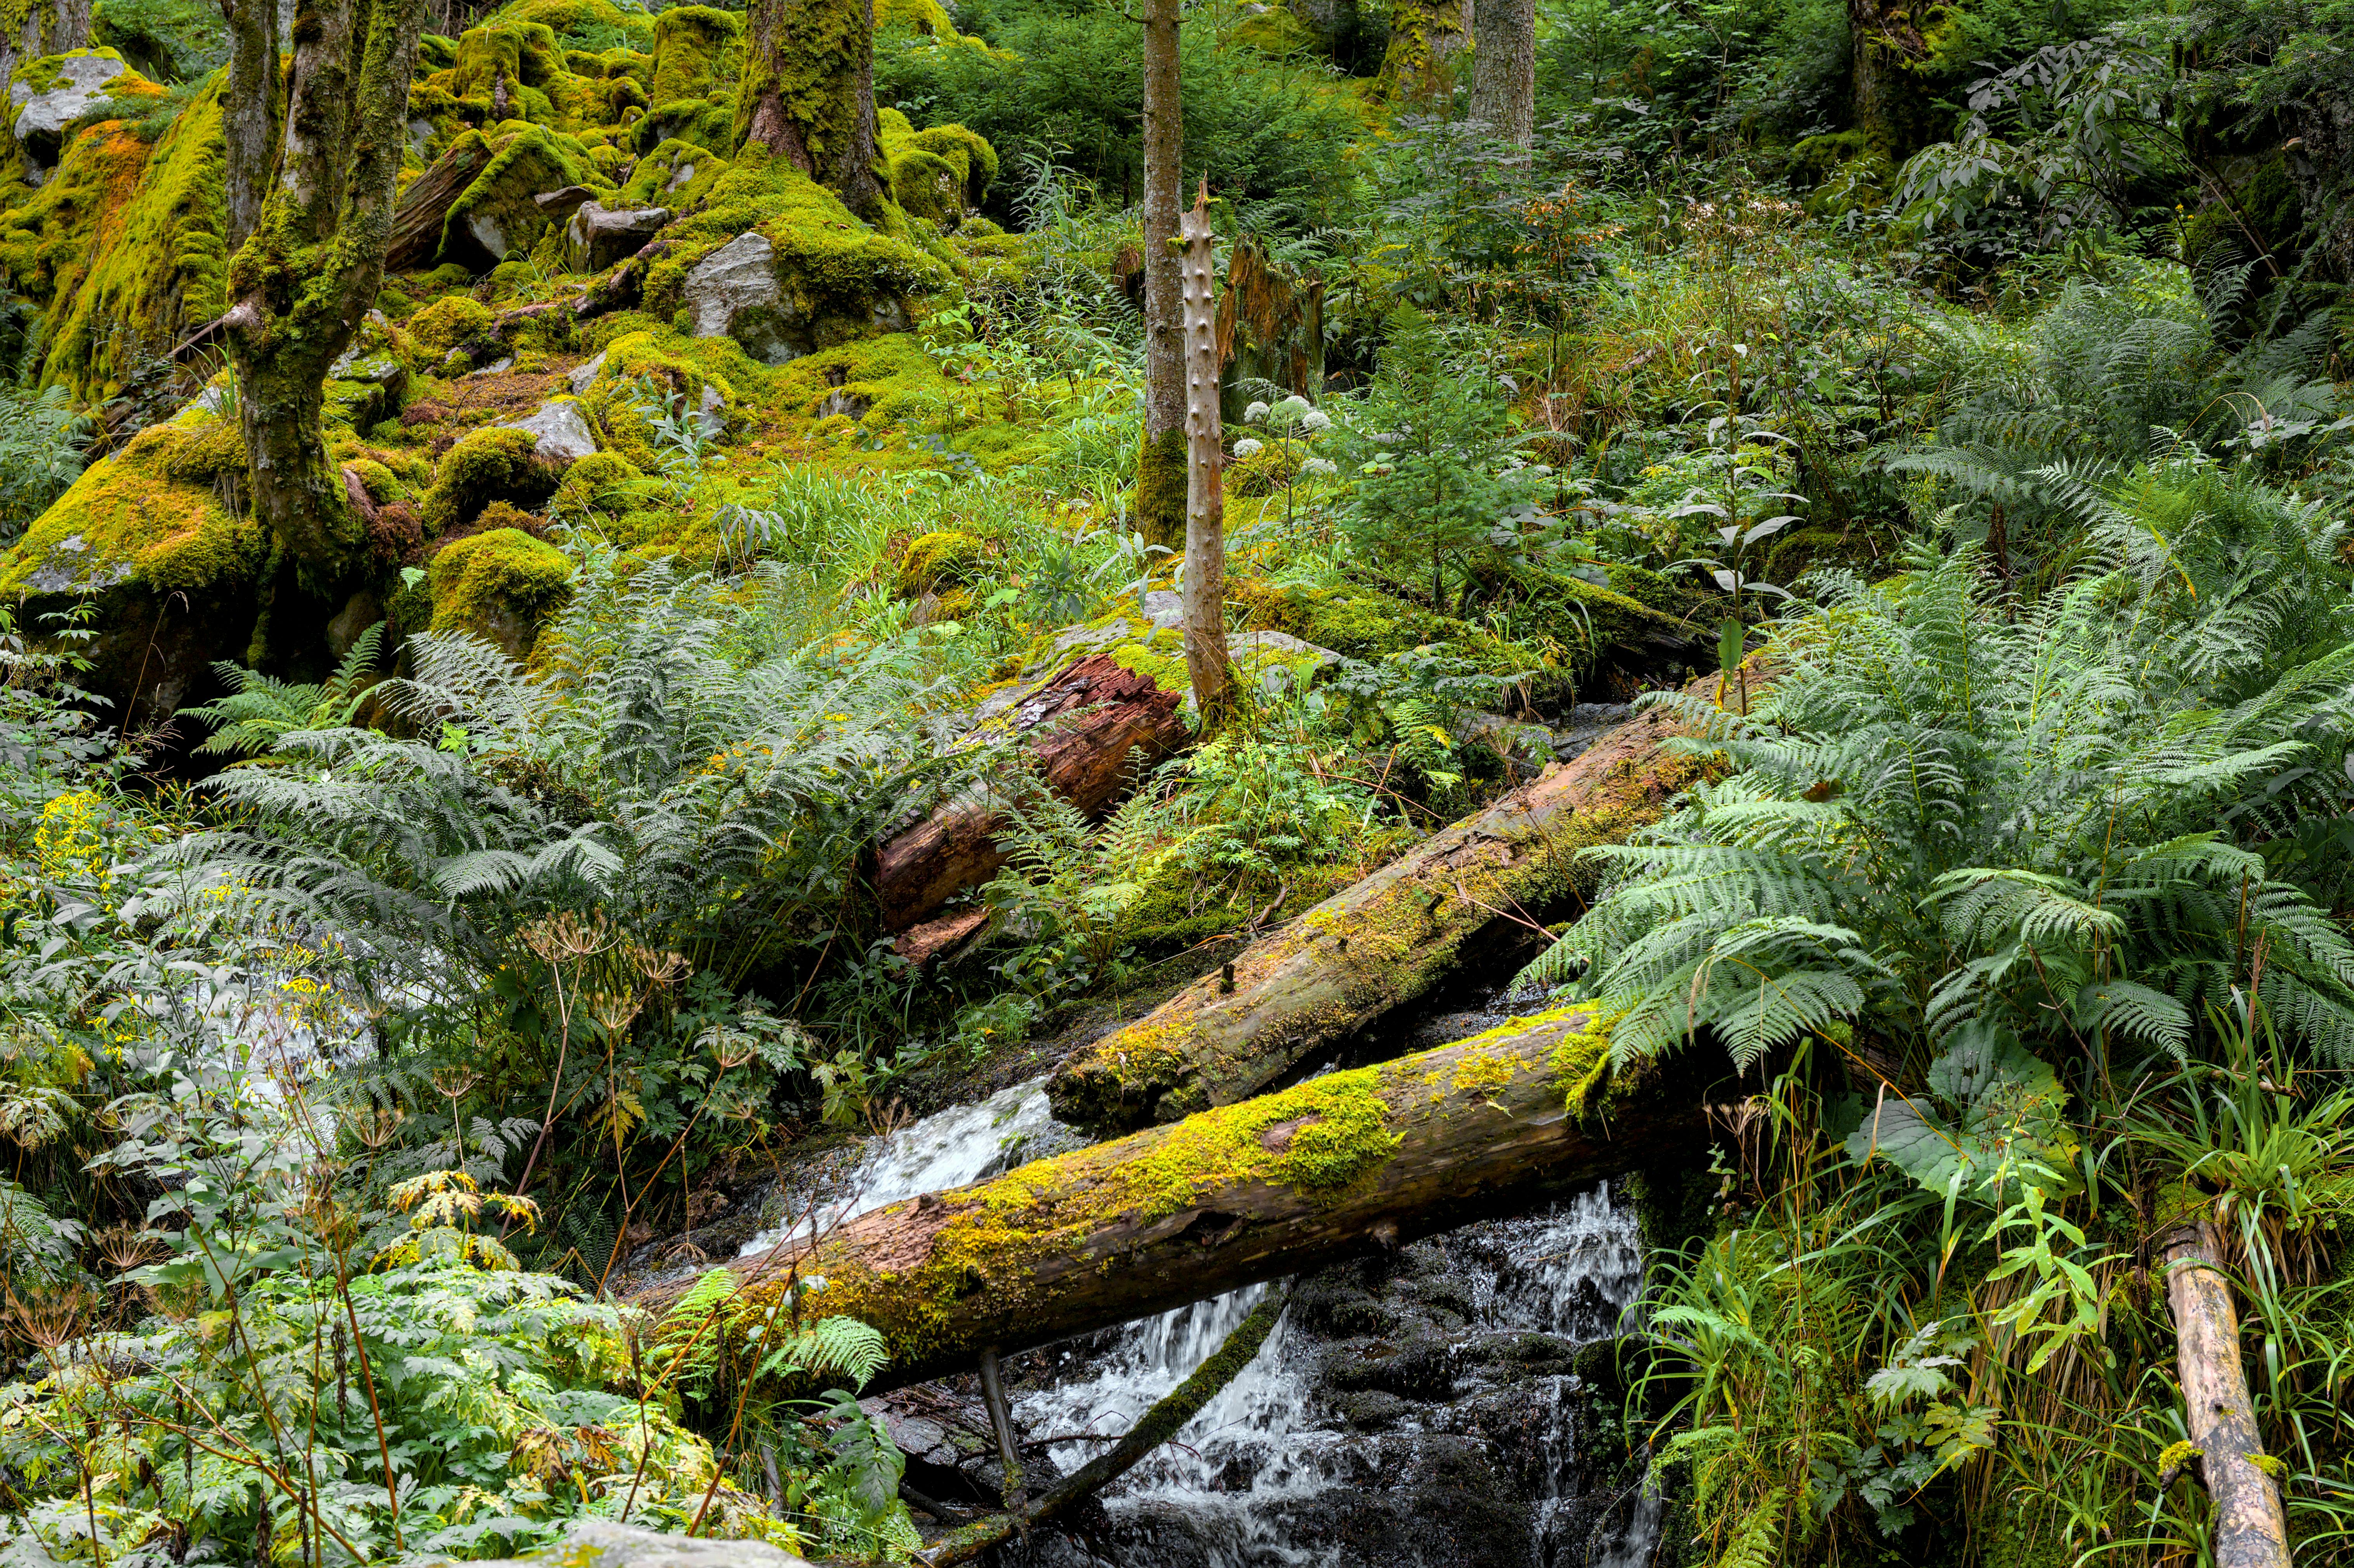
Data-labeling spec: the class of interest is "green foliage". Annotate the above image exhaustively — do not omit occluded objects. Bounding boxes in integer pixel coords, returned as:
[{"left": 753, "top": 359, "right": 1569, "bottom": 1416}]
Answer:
[
  {"left": 0, "top": 386, "right": 92, "bottom": 545},
  {"left": 184, "top": 624, "right": 387, "bottom": 761}
]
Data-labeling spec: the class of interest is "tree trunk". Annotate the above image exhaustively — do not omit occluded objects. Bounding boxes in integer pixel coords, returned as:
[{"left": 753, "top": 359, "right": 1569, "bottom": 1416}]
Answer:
[
  {"left": 873, "top": 652, "right": 1190, "bottom": 933},
  {"left": 223, "top": 0, "right": 428, "bottom": 574},
  {"left": 1136, "top": 0, "right": 1186, "bottom": 554},
  {"left": 1049, "top": 668, "right": 1754, "bottom": 1134},
  {"left": 0, "top": 0, "right": 90, "bottom": 94},
  {"left": 2165, "top": 1222, "right": 2291, "bottom": 1568},
  {"left": 220, "top": 0, "right": 279, "bottom": 251},
  {"left": 1468, "top": 0, "right": 1535, "bottom": 146},
  {"left": 1377, "top": 0, "right": 1470, "bottom": 105},
  {"left": 1847, "top": 0, "right": 1930, "bottom": 157},
  {"left": 734, "top": 0, "right": 885, "bottom": 219},
  {"left": 649, "top": 1007, "right": 1706, "bottom": 1394},
  {"left": 1178, "top": 184, "right": 1231, "bottom": 728}
]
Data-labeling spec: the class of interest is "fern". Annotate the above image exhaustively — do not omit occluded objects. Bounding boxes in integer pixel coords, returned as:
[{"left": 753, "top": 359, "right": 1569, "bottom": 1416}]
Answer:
[{"left": 183, "top": 623, "right": 386, "bottom": 761}]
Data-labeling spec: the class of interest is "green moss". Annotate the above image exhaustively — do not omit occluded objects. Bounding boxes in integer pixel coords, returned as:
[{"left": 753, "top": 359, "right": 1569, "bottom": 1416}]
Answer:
[
  {"left": 550, "top": 448, "right": 644, "bottom": 515},
  {"left": 418, "top": 33, "right": 458, "bottom": 70},
  {"left": 645, "top": 5, "right": 740, "bottom": 108},
  {"left": 771, "top": 331, "right": 953, "bottom": 427},
  {"left": 1791, "top": 129, "right": 1894, "bottom": 216},
  {"left": 427, "top": 526, "right": 573, "bottom": 644},
  {"left": 895, "top": 529, "right": 983, "bottom": 597},
  {"left": 0, "top": 407, "right": 265, "bottom": 598},
  {"left": 0, "top": 71, "right": 223, "bottom": 403},
  {"left": 618, "top": 136, "right": 728, "bottom": 208},
  {"left": 434, "top": 124, "right": 608, "bottom": 268},
  {"left": 875, "top": 0, "right": 956, "bottom": 34},
  {"left": 1136, "top": 426, "right": 1186, "bottom": 552},
  {"left": 573, "top": 324, "right": 757, "bottom": 468},
  {"left": 408, "top": 294, "right": 497, "bottom": 352},
  {"left": 1226, "top": 577, "right": 1553, "bottom": 683},
  {"left": 724, "top": 0, "right": 869, "bottom": 187},
  {"left": 420, "top": 427, "right": 562, "bottom": 534},
  {"left": 497, "top": 0, "right": 657, "bottom": 50},
  {"left": 877, "top": 109, "right": 997, "bottom": 230},
  {"left": 1233, "top": 2, "right": 1318, "bottom": 54}
]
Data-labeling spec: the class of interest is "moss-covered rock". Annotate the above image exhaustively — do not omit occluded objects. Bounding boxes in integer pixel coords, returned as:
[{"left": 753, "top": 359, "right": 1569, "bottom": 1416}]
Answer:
[
  {"left": 0, "top": 65, "right": 220, "bottom": 402},
  {"left": 617, "top": 137, "right": 726, "bottom": 208},
  {"left": 420, "top": 427, "right": 564, "bottom": 534},
  {"left": 427, "top": 526, "right": 573, "bottom": 656},
  {"left": 877, "top": 108, "right": 995, "bottom": 231},
  {"left": 91, "top": 0, "right": 227, "bottom": 83},
  {"left": 894, "top": 529, "right": 983, "bottom": 597},
  {"left": 437, "top": 123, "right": 609, "bottom": 270}
]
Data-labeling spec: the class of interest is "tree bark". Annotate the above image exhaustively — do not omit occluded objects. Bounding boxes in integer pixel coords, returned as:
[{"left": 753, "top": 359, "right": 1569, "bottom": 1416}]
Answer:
[
  {"left": 1178, "top": 184, "right": 1231, "bottom": 728},
  {"left": 651, "top": 1007, "right": 1707, "bottom": 1395},
  {"left": 1136, "top": 0, "right": 1187, "bottom": 553},
  {"left": 873, "top": 652, "right": 1191, "bottom": 934},
  {"left": 1377, "top": 0, "right": 1470, "bottom": 105},
  {"left": 734, "top": 0, "right": 885, "bottom": 219},
  {"left": 1846, "top": 0, "right": 1930, "bottom": 158},
  {"left": 1049, "top": 668, "right": 1752, "bottom": 1134},
  {"left": 919, "top": 1287, "right": 1290, "bottom": 1566},
  {"left": 2165, "top": 1222, "right": 2291, "bottom": 1568},
  {"left": 219, "top": 0, "right": 279, "bottom": 251},
  {"left": 0, "top": 0, "right": 90, "bottom": 96},
  {"left": 224, "top": 0, "right": 428, "bottom": 575},
  {"left": 1468, "top": 0, "right": 1535, "bottom": 146}
]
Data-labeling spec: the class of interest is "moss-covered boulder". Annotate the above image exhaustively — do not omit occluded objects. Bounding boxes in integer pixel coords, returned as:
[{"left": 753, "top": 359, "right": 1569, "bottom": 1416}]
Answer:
[
  {"left": 661, "top": 151, "right": 953, "bottom": 365},
  {"left": 0, "top": 402, "right": 266, "bottom": 726},
  {"left": 619, "top": 137, "right": 726, "bottom": 208},
  {"left": 0, "top": 69, "right": 225, "bottom": 402},
  {"left": 7, "top": 48, "right": 141, "bottom": 168},
  {"left": 420, "top": 427, "right": 564, "bottom": 534},
  {"left": 894, "top": 529, "right": 982, "bottom": 597},
  {"left": 426, "top": 526, "right": 573, "bottom": 657},
  {"left": 442, "top": 124, "right": 608, "bottom": 269},
  {"left": 877, "top": 108, "right": 995, "bottom": 231},
  {"left": 91, "top": 0, "right": 226, "bottom": 85},
  {"left": 635, "top": 5, "right": 738, "bottom": 151}
]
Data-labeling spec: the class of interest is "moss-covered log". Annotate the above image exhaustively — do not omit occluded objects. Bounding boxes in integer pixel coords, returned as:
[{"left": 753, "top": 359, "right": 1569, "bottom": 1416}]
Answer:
[
  {"left": 653, "top": 1008, "right": 1704, "bottom": 1393},
  {"left": 1047, "top": 671, "right": 1748, "bottom": 1133},
  {"left": 873, "top": 651, "right": 1189, "bottom": 933}
]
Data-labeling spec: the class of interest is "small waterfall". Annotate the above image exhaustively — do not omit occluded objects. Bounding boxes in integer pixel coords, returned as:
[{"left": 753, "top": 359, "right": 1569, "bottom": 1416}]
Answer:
[{"left": 736, "top": 1077, "right": 1081, "bottom": 1258}]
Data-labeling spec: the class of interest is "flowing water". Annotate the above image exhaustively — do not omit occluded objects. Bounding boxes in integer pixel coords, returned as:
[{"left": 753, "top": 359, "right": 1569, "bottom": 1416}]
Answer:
[{"left": 810, "top": 1080, "right": 1667, "bottom": 1566}]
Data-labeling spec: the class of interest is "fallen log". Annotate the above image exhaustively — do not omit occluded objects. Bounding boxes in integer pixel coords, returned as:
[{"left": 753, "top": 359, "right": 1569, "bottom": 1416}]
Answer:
[
  {"left": 386, "top": 135, "right": 497, "bottom": 272},
  {"left": 2165, "top": 1221, "right": 2290, "bottom": 1568},
  {"left": 1047, "top": 667, "right": 1752, "bottom": 1133},
  {"left": 875, "top": 651, "right": 1190, "bottom": 936},
  {"left": 918, "top": 1285, "right": 1290, "bottom": 1566},
  {"left": 658, "top": 1006, "right": 1711, "bottom": 1393}
]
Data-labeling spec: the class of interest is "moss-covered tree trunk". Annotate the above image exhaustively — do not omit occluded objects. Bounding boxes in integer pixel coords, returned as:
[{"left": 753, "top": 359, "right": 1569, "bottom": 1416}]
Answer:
[
  {"left": 1469, "top": 0, "right": 1535, "bottom": 145},
  {"left": 1136, "top": 0, "right": 1187, "bottom": 553},
  {"left": 220, "top": 0, "right": 281, "bottom": 250},
  {"left": 0, "top": 0, "right": 90, "bottom": 91},
  {"left": 734, "top": 0, "right": 886, "bottom": 219},
  {"left": 1847, "top": 0, "right": 1933, "bottom": 157},
  {"left": 222, "top": 0, "right": 427, "bottom": 573},
  {"left": 1378, "top": 0, "right": 1470, "bottom": 105},
  {"left": 643, "top": 1008, "right": 1709, "bottom": 1395},
  {"left": 1049, "top": 667, "right": 1759, "bottom": 1134}
]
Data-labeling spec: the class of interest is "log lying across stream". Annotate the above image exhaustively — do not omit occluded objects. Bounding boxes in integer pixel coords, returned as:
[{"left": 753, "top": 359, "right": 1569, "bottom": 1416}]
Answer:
[
  {"left": 654, "top": 1007, "right": 1716, "bottom": 1394},
  {"left": 1046, "top": 670, "right": 1751, "bottom": 1135}
]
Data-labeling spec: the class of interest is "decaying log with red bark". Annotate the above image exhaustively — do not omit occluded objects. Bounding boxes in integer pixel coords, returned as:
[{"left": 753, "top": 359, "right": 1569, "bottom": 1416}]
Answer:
[
  {"left": 1046, "top": 664, "right": 1763, "bottom": 1134},
  {"left": 875, "top": 652, "right": 1190, "bottom": 938},
  {"left": 638, "top": 1007, "right": 1714, "bottom": 1395}
]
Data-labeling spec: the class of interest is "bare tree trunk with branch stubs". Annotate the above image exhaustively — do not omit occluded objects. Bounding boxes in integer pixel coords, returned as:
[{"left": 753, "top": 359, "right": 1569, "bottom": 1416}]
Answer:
[
  {"left": 1136, "top": 0, "right": 1187, "bottom": 553},
  {"left": 218, "top": 0, "right": 280, "bottom": 251},
  {"left": 2165, "top": 1221, "right": 2291, "bottom": 1568},
  {"left": 1179, "top": 182, "right": 1232, "bottom": 727},
  {"left": 220, "top": 0, "right": 428, "bottom": 576}
]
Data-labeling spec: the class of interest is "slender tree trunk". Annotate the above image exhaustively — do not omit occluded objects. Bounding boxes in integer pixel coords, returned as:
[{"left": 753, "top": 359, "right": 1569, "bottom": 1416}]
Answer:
[
  {"left": 2165, "top": 1223, "right": 2292, "bottom": 1568},
  {"left": 647, "top": 1008, "right": 1710, "bottom": 1395},
  {"left": 222, "top": 0, "right": 428, "bottom": 575},
  {"left": 1136, "top": 0, "right": 1187, "bottom": 553},
  {"left": 1468, "top": 0, "right": 1535, "bottom": 146},
  {"left": 1178, "top": 183, "right": 1231, "bottom": 727},
  {"left": 1050, "top": 664, "right": 1763, "bottom": 1133},
  {"left": 219, "top": 0, "right": 280, "bottom": 252},
  {"left": 734, "top": 0, "right": 885, "bottom": 219}
]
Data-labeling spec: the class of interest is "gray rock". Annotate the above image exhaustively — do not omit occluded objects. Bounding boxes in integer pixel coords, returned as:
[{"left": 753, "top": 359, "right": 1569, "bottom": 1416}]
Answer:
[
  {"left": 1228, "top": 627, "right": 1340, "bottom": 694},
  {"left": 564, "top": 199, "right": 668, "bottom": 272},
  {"left": 682, "top": 231, "right": 807, "bottom": 366},
  {"left": 1139, "top": 588, "right": 1184, "bottom": 629},
  {"left": 406, "top": 116, "right": 434, "bottom": 157},
  {"left": 461, "top": 1519, "right": 812, "bottom": 1568},
  {"left": 533, "top": 183, "right": 599, "bottom": 219},
  {"left": 11, "top": 52, "right": 127, "bottom": 170},
  {"left": 499, "top": 399, "right": 598, "bottom": 463},
  {"left": 464, "top": 209, "right": 509, "bottom": 266},
  {"left": 696, "top": 382, "right": 725, "bottom": 439},
  {"left": 566, "top": 351, "right": 607, "bottom": 394},
  {"left": 666, "top": 160, "right": 696, "bottom": 192}
]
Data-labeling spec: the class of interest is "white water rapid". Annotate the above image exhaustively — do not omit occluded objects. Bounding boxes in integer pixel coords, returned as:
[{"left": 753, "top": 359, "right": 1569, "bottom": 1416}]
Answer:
[{"left": 767, "top": 1080, "right": 1666, "bottom": 1566}]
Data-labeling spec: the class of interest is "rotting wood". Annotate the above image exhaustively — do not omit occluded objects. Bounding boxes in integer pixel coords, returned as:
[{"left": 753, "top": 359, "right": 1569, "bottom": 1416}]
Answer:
[
  {"left": 385, "top": 134, "right": 497, "bottom": 272},
  {"left": 637, "top": 1007, "right": 1714, "bottom": 1395},
  {"left": 918, "top": 1287, "right": 1291, "bottom": 1566},
  {"left": 874, "top": 651, "right": 1189, "bottom": 936},
  {"left": 2165, "top": 1221, "right": 2291, "bottom": 1568},
  {"left": 1046, "top": 664, "right": 1763, "bottom": 1134}
]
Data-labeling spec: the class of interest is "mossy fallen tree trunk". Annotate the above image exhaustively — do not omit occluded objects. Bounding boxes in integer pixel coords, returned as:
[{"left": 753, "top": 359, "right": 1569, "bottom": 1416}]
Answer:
[
  {"left": 646, "top": 1008, "right": 1709, "bottom": 1394},
  {"left": 1046, "top": 671, "right": 1749, "bottom": 1134},
  {"left": 2165, "top": 1221, "right": 2291, "bottom": 1568},
  {"left": 875, "top": 651, "right": 1189, "bottom": 938}
]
